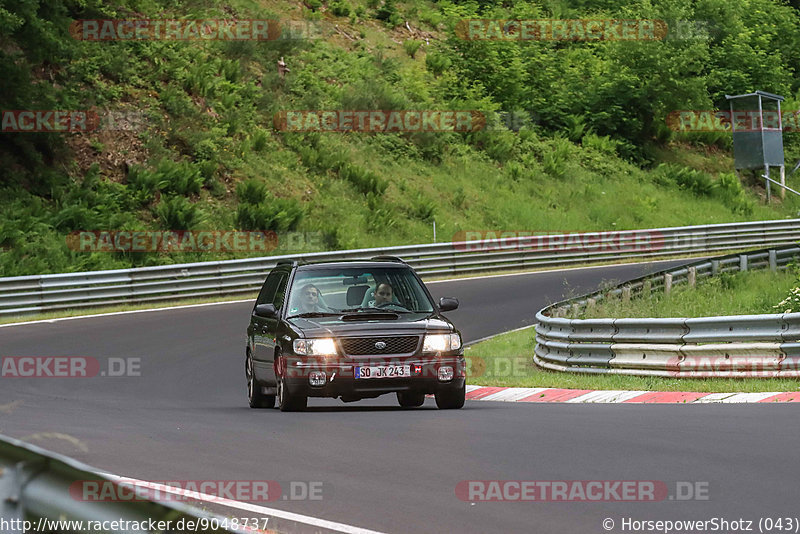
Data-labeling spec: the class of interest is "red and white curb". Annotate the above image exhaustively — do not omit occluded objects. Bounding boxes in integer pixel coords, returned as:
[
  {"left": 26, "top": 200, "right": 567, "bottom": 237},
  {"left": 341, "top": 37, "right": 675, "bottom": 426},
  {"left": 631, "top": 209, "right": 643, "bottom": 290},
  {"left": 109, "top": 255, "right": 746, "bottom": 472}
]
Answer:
[{"left": 465, "top": 385, "right": 800, "bottom": 404}]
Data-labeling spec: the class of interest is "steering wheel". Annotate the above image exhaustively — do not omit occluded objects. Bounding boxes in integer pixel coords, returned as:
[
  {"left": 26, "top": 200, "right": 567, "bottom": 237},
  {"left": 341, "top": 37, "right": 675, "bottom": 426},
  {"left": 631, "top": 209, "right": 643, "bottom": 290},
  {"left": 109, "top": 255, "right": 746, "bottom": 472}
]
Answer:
[{"left": 375, "top": 301, "right": 408, "bottom": 311}]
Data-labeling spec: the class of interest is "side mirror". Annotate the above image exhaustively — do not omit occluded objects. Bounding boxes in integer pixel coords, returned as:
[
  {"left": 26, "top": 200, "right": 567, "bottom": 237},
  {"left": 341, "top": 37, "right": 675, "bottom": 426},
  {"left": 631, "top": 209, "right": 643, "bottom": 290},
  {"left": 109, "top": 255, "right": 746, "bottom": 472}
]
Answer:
[
  {"left": 254, "top": 303, "right": 277, "bottom": 318},
  {"left": 439, "top": 297, "right": 459, "bottom": 312}
]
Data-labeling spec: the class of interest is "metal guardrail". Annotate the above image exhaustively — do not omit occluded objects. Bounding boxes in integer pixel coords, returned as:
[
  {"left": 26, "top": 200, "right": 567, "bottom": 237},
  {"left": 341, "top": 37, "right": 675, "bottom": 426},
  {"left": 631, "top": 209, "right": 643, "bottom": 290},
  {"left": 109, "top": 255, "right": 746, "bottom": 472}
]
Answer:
[
  {"left": 2, "top": 218, "right": 800, "bottom": 317},
  {"left": 0, "top": 435, "right": 242, "bottom": 534},
  {"left": 534, "top": 245, "right": 800, "bottom": 377}
]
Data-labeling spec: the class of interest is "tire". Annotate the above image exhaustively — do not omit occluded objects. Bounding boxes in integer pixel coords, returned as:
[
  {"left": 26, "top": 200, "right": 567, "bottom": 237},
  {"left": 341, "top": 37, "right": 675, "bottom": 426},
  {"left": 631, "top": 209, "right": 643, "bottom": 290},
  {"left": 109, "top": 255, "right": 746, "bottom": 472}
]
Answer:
[
  {"left": 247, "top": 351, "right": 275, "bottom": 409},
  {"left": 277, "top": 375, "right": 307, "bottom": 412},
  {"left": 435, "top": 383, "right": 465, "bottom": 409},
  {"left": 397, "top": 391, "right": 426, "bottom": 408}
]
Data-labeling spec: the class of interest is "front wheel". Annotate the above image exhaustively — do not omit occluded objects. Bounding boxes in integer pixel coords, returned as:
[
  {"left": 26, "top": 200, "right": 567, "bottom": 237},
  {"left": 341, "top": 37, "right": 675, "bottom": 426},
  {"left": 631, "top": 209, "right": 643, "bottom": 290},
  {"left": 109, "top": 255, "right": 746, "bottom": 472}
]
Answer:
[
  {"left": 277, "top": 376, "right": 307, "bottom": 412},
  {"left": 397, "top": 391, "right": 425, "bottom": 408},
  {"left": 435, "top": 383, "right": 465, "bottom": 409},
  {"left": 247, "top": 352, "right": 275, "bottom": 409}
]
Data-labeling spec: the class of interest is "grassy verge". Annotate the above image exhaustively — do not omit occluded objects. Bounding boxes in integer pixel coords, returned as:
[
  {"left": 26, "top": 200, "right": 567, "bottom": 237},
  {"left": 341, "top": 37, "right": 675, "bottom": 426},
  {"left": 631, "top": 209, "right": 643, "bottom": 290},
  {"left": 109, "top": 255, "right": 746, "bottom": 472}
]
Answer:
[
  {"left": 466, "top": 268, "right": 800, "bottom": 393},
  {"left": 582, "top": 268, "right": 798, "bottom": 319}
]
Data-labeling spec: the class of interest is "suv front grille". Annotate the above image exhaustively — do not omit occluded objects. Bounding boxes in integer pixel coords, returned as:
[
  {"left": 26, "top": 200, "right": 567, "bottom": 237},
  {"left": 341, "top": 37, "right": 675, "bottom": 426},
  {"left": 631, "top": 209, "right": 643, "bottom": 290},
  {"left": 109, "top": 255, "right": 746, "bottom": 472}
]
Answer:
[{"left": 340, "top": 336, "right": 420, "bottom": 356}]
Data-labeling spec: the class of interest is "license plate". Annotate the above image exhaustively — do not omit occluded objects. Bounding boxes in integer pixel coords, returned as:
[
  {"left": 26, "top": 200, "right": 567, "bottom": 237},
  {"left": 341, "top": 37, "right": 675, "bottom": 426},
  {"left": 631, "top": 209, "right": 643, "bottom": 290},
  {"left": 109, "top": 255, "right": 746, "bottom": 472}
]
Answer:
[{"left": 355, "top": 365, "right": 411, "bottom": 379}]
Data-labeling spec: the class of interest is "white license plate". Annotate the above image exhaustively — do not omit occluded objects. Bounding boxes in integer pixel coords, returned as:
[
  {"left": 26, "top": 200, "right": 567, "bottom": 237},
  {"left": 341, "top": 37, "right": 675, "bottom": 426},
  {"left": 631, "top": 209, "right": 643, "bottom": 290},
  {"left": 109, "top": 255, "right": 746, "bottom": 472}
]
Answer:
[{"left": 355, "top": 365, "right": 411, "bottom": 379}]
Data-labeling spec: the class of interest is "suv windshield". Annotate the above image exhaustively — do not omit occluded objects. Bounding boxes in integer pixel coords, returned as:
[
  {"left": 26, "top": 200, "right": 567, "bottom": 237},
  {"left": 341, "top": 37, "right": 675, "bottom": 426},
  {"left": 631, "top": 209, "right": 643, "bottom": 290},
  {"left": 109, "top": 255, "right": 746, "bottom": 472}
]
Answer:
[{"left": 287, "top": 266, "right": 434, "bottom": 317}]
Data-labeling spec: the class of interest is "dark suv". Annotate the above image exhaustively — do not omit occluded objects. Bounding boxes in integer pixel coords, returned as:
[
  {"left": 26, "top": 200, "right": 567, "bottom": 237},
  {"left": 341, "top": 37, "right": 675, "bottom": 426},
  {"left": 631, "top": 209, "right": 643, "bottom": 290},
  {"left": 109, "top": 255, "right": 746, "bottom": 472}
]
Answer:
[{"left": 245, "top": 257, "right": 465, "bottom": 411}]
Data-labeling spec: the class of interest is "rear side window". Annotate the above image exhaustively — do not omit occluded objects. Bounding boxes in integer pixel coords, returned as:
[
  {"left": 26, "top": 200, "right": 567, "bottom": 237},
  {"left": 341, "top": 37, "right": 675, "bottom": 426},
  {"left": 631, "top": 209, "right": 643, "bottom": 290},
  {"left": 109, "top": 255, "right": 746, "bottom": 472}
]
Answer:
[
  {"left": 273, "top": 274, "right": 288, "bottom": 311},
  {"left": 256, "top": 271, "right": 282, "bottom": 306}
]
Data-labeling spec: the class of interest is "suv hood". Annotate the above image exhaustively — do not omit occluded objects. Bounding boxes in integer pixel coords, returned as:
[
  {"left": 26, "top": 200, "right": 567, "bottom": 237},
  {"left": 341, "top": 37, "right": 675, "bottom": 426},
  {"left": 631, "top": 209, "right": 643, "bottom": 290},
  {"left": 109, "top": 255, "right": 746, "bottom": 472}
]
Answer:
[{"left": 288, "top": 312, "right": 454, "bottom": 338}]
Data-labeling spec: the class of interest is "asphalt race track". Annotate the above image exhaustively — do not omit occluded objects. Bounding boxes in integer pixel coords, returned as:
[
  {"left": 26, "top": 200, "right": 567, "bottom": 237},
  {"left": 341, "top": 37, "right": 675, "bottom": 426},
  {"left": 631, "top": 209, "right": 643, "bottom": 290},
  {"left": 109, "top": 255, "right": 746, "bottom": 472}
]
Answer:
[{"left": 2, "top": 259, "right": 799, "bottom": 534}]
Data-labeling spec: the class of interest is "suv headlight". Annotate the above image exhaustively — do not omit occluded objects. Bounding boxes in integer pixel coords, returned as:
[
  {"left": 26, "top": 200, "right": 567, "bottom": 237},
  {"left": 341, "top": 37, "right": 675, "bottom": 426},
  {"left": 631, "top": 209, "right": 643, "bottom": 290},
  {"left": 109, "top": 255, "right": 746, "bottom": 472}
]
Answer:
[
  {"left": 423, "top": 333, "right": 462, "bottom": 353},
  {"left": 293, "top": 338, "right": 338, "bottom": 356}
]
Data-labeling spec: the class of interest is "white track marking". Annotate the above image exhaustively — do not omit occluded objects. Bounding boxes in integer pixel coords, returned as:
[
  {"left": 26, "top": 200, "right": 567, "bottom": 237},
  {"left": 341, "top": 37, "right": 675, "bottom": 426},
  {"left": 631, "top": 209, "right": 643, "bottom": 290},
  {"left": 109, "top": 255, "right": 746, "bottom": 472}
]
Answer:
[
  {"left": 565, "top": 390, "right": 650, "bottom": 403},
  {"left": 99, "top": 474, "right": 387, "bottom": 534},
  {"left": 480, "top": 388, "right": 548, "bottom": 402},
  {"left": 717, "top": 392, "right": 784, "bottom": 403}
]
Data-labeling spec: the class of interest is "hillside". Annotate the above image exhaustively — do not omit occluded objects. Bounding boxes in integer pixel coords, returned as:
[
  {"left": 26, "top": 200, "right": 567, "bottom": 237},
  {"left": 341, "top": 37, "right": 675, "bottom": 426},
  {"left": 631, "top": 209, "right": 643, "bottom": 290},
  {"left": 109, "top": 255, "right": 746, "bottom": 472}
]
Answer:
[{"left": 3, "top": 0, "right": 800, "bottom": 276}]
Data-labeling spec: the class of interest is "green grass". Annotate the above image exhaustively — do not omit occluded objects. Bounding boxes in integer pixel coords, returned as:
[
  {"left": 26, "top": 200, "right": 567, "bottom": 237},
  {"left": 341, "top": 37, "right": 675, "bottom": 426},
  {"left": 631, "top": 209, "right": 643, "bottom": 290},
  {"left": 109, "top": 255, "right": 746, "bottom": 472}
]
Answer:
[
  {"left": 582, "top": 268, "right": 799, "bottom": 319},
  {"left": 466, "top": 268, "right": 800, "bottom": 393}
]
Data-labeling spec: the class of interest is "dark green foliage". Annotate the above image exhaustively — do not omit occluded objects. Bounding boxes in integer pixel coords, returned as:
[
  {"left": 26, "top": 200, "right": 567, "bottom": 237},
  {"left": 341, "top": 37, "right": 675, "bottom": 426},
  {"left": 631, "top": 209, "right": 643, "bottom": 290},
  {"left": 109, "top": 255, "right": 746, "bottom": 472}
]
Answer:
[
  {"left": 237, "top": 179, "right": 268, "bottom": 205},
  {"left": 329, "top": 0, "right": 351, "bottom": 17},
  {"left": 403, "top": 40, "right": 422, "bottom": 59},
  {"left": 424, "top": 52, "right": 451, "bottom": 76},
  {"left": 154, "top": 196, "right": 201, "bottom": 230},
  {"left": 235, "top": 199, "right": 303, "bottom": 231},
  {"left": 340, "top": 164, "right": 388, "bottom": 196},
  {"left": 409, "top": 193, "right": 436, "bottom": 222},
  {"left": 654, "top": 164, "right": 714, "bottom": 196}
]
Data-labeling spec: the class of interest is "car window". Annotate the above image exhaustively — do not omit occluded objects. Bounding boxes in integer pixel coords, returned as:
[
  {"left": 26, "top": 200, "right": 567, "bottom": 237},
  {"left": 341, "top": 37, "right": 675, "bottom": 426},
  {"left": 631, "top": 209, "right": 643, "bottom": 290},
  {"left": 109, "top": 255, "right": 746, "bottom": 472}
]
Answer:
[
  {"left": 287, "top": 267, "right": 434, "bottom": 315},
  {"left": 256, "top": 271, "right": 282, "bottom": 306},
  {"left": 273, "top": 273, "right": 288, "bottom": 311}
]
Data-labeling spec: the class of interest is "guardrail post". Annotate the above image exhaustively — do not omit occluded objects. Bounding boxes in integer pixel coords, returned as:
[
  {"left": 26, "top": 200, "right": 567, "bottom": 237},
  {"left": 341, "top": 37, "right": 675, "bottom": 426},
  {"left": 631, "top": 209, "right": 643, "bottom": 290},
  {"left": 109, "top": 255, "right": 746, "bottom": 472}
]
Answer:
[
  {"left": 664, "top": 273, "right": 673, "bottom": 294},
  {"left": 769, "top": 250, "right": 778, "bottom": 272},
  {"left": 711, "top": 260, "right": 719, "bottom": 275},
  {"left": 0, "top": 465, "right": 23, "bottom": 533},
  {"left": 739, "top": 254, "right": 748, "bottom": 272},
  {"left": 622, "top": 286, "right": 631, "bottom": 301},
  {"left": 688, "top": 266, "right": 696, "bottom": 288}
]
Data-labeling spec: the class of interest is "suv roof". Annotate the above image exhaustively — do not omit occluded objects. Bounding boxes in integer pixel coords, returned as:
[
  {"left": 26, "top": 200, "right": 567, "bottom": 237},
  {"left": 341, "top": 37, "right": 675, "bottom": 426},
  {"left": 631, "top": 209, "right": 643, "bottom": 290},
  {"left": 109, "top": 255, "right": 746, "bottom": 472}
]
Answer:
[{"left": 295, "top": 259, "right": 411, "bottom": 270}]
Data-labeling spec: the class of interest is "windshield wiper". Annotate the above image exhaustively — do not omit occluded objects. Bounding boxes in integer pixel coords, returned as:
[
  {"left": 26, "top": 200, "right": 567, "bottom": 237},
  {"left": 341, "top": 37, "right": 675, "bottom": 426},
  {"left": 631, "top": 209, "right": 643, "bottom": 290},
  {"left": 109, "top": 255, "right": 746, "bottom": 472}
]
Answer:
[{"left": 287, "top": 312, "right": 339, "bottom": 319}]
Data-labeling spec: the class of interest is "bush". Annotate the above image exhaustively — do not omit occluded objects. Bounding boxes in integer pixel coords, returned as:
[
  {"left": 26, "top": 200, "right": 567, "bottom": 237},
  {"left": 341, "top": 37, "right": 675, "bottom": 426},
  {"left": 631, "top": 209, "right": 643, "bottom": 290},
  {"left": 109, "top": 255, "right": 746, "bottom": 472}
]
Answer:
[
  {"left": 403, "top": 40, "right": 422, "bottom": 59},
  {"left": 365, "top": 192, "right": 397, "bottom": 233},
  {"left": 236, "top": 197, "right": 303, "bottom": 231},
  {"left": 542, "top": 136, "right": 572, "bottom": 180},
  {"left": 329, "top": 0, "right": 351, "bottom": 17},
  {"left": 375, "top": 0, "right": 402, "bottom": 26},
  {"left": 715, "top": 172, "right": 754, "bottom": 215},
  {"left": 340, "top": 164, "right": 387, "bottom": 196},
  {"left": 425, "top": 52, "right": 451, "bottom": 76},
  {"left": 409, "top": 193, "right": 435, "bottom": 222},
  {"left": 154, "top": 196, "right": 202, "bottom": 230},
  {"left": 237, "top": 179, "right": 268, "bottom": 205},
  {"left": 654, "top": 164, "right": 714, "bottom": 197}
]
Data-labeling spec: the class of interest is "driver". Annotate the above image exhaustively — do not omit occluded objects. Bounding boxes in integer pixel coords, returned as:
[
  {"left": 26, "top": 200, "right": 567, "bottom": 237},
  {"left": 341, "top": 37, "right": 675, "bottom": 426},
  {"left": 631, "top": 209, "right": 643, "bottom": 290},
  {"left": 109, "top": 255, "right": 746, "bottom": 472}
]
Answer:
[{"left": 371, "top": 283, "right": 393, "bottom": 307}]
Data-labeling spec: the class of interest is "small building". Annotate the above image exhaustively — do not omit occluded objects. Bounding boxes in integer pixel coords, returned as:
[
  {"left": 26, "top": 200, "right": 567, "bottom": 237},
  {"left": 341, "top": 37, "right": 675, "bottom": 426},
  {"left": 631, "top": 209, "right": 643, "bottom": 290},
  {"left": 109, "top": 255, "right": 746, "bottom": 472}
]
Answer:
[{"left": 725, "top": 91, "right": 785, "bottom": 199}]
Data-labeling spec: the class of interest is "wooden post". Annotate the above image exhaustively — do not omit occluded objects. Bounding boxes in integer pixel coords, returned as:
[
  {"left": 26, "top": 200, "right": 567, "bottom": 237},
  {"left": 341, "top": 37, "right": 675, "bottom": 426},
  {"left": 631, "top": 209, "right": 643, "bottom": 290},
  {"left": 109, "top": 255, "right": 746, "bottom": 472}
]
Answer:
[
  {"left": 688, "top": 266, "right": 696, "bottom": 288},
  {"left": 664, "top": 273, "right": 673, "bottom": 295}
]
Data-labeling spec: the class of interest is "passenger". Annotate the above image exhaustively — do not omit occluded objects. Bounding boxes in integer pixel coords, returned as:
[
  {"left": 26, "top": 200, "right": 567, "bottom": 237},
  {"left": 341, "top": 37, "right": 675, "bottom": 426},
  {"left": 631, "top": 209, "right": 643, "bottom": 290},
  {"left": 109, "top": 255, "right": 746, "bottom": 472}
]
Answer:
[{"left": 296, "top": 284, "right": 325, "bottom": 313}]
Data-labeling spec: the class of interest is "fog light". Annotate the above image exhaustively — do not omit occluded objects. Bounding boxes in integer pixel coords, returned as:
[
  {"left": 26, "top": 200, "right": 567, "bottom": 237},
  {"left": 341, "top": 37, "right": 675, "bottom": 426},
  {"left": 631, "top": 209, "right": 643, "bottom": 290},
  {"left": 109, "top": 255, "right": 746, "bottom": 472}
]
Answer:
[
  {"left": 438, "top": 366, "right": 454, "bottom": 381},
  {"left": 309, "top": 371, "right": 326, "bottom": 387}
]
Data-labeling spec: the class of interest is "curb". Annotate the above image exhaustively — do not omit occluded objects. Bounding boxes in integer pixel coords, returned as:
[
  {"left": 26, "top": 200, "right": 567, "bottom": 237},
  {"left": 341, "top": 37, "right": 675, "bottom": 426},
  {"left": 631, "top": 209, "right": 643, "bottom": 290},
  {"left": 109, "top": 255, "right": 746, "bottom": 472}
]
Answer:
[{"left": 465, "top": 385, "right": 800, "bottom": 404}]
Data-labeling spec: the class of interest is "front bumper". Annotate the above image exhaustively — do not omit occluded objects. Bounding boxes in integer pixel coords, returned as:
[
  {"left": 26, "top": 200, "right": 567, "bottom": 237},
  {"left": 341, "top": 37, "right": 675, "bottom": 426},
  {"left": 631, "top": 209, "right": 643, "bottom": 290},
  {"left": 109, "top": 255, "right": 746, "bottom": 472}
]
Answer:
[{"left": 282, "top": 356, "right": 466, "bottom": 398}]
